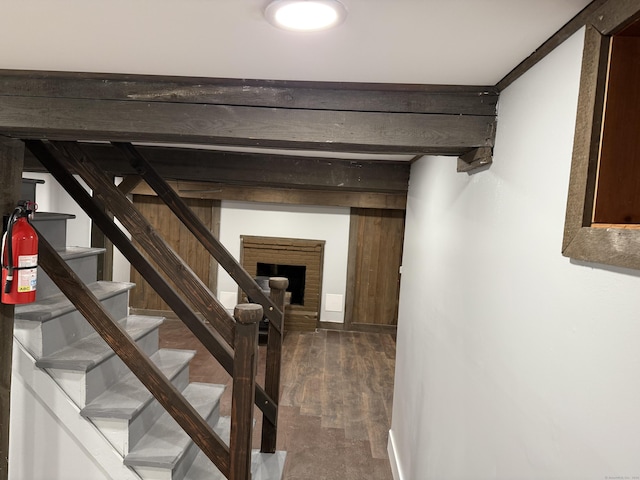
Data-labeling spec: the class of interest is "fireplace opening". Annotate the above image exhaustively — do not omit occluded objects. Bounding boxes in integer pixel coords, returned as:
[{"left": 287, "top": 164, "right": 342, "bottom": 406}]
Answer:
[{"left": 256, "top": 262, "right": 306, "bottom": 305}]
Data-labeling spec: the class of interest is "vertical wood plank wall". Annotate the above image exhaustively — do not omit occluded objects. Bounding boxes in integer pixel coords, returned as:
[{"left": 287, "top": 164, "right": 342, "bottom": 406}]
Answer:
[
  {"left": 128, "top": 193, "right": 405, "bottom": 332},
  {"left": 345, "top": 208, "right": 405, "bottom": 329},
  {"left": 129, "top": 195, "right": 220, "bottom": 314}
]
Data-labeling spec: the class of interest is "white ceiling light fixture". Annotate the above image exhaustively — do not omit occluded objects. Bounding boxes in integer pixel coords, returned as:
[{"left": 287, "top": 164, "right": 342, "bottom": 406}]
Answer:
[{"left": 265, "top": 0, "right": 347, "bottom": 32}]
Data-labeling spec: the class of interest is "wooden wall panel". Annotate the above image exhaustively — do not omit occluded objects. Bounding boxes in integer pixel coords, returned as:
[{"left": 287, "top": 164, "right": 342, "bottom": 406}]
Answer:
[
  {"left": 346, "top": 209, "right": 405, "bottom": 328},
  {"left": 129, "top": 195, "right": 219, "bottom": 314}
]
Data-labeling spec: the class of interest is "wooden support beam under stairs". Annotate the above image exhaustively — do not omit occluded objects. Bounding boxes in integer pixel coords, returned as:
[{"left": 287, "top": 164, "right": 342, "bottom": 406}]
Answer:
[
  {"left": 113, "top": 142, "right": 284, "bottom": 333},
  {"left": 90, "top": 189, "right": 114, "bottom": 282},
  {"left": 34, "top": 229, "right": 233, "bottom": 478},
  {"left": 91, "top": 175, "right": 140, "bottom": 282}
]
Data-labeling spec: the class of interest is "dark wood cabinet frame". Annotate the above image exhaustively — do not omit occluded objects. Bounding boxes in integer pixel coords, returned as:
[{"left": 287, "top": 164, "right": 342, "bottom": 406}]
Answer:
[{"left": 563, "top": 2, "right": 640, "bottom": 269}]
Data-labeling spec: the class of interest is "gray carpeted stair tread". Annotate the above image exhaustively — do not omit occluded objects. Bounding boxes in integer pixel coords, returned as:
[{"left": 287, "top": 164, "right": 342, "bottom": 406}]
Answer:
[
  {"left": 80, "top": 348, "right": 195, "bottom": 420},
  {"left": 124, "top": 382, "right": 225, "bottom": 468},
  {"left": 36, "top": 315, "right": 164, "bottom": 371},
  {"left": 54, "top": 246, "right": 107, "bottom": 260},
  {"left": 15, "top": 280, "right": 135, "bottom": 322}
]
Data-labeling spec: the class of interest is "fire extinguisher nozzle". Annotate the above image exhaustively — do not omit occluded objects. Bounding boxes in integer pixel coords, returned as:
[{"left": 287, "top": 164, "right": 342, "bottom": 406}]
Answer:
[{"left": 4, "top": 278, "right": 13, "bottom": 294}]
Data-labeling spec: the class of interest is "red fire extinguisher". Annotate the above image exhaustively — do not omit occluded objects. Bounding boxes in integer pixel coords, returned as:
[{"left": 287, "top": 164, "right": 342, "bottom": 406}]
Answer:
[{"left": 2, "top": 201, "right": 38, "bottom": 304}]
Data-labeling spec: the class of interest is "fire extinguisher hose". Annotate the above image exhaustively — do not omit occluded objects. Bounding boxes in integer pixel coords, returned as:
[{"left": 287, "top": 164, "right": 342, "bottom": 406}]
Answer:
[{"left": 3, "top": 206, "right": 23, "bottom": 294}]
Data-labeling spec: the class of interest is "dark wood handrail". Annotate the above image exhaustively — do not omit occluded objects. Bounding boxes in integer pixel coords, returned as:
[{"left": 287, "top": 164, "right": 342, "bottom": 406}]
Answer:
[
  {"left": 111, "top": 141, "right": 284, "bottom": 333},
  {"left": 25, "top": 139, "right": 278, "bottom": 425},
  {"left": 35, "top": 230, "right": 231, "bottom": 477},
  {"left": 50, "top": 140, "right": 237, "bottom": 346}
]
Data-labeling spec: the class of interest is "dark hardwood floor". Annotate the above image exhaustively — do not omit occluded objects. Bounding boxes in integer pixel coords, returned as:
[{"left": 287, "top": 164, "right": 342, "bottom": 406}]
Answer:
[{"left": 159, "top": 320, "right": 396, "bottom": 479}]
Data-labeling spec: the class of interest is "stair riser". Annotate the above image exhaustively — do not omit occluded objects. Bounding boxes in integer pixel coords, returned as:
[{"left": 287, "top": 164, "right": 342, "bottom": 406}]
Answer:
[
  {"left": 47, "top": 329, "right": 160, "bottom": 407},
  {"left": 92, "top": 364, "right": 192, "bottom": 456},
  {"left": 133, "top": 403, "right": 221, "bottom": 480},
  {"left": 31, "top": 217, "right": 68, "bottom": 251},
  {"left": 37, "top": 254, "right": 99, "bottom": 299},
  {"left": 14, "top": 290, "right": 130, "bottom": 358}
]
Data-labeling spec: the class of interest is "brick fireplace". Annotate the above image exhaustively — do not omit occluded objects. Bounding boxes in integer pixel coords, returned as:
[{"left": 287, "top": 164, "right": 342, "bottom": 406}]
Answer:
[{"left": 240, "top": 236, "right": 324, "bottom": 331}]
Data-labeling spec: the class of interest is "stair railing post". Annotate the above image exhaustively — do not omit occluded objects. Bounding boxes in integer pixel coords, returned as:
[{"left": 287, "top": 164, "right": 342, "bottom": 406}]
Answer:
[
  {"left": 230, "top": 303, "right": 262, "bottom": 480},
  {"left": 261, "top": 277, "right": 288, "bottom": 453}
]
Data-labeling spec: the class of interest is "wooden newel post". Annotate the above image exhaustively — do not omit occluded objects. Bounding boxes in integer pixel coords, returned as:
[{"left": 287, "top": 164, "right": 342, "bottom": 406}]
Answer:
[
  {"left": 261, "top": 277, "right": 288, "bottom": 453},
  {"left": 230, "top": 303, "right": 262, "bottom": 480}
]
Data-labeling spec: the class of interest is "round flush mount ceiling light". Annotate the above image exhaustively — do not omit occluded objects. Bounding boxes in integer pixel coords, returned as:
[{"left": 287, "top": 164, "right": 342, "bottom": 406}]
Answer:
[{"left": 265, "top": 0, "right": 347, "bottom": 32}]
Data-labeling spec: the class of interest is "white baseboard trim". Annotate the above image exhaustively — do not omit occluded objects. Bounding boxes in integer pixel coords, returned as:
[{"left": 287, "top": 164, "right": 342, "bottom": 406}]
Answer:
[{"left": 387, "top": 429, "right": 404, "bottom": 480}]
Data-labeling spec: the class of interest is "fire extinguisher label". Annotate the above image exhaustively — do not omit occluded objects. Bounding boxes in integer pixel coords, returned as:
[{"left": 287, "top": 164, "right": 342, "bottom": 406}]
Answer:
[{"left": 17, "top": 254, "right": 38, "bottom": 292}]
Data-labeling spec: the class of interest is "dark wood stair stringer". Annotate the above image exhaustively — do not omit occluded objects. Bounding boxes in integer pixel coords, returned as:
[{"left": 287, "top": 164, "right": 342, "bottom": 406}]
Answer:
[
  {"left": 34, "top": 228, "right": 232, "bottom": 478},
  {"left": 25, "top": 139, "right": 278, "bottom": 427}
]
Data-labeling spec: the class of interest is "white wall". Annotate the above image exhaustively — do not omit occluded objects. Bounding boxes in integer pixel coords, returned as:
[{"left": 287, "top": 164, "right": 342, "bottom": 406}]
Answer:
[
  {"left": 23, "top": 173, "right": 131, "bottom": 283},
  {"left": 217, "top": 201, "right": 351, "bottom": 323},
  {"left": 9, "top": 375, "right": 110, "bottom": 480},
  {"left": 390, "top": 29, "right": 640, "bottom": 480}
]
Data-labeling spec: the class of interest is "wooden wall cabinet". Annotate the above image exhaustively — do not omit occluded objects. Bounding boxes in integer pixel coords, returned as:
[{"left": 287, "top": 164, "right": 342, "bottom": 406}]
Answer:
[{"left": 563, "top": 4, "right": 640, "bottom": 269}]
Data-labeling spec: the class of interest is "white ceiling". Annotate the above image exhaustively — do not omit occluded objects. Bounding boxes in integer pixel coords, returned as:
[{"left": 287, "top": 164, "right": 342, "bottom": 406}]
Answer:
[{"left": 1, "top": 0, "right": 592, "bottom": 86}]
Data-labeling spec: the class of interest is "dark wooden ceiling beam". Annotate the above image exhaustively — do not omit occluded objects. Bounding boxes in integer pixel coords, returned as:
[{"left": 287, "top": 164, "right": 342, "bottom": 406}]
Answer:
[
  {"left": 0, "top": 69, "right": 497, "bottom": 156},
  {"left": 0, "top": 69, "right": 498, "bottom": 116},
  {"left": 0, "top": 94, "right": 494, "bottom": 155},
  {"left": 24, "top": 142, "right": 411, "bottom": 193}
]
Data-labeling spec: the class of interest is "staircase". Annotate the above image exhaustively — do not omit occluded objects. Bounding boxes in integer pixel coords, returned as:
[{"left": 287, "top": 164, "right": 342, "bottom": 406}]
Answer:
[{"left": 9, "top": 188, "right": 286, "bottom": 479}]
